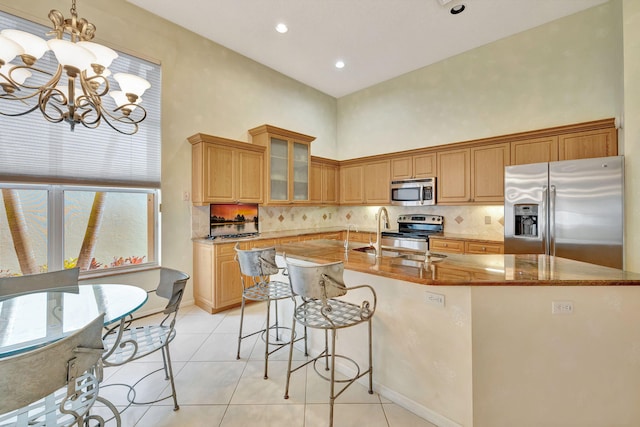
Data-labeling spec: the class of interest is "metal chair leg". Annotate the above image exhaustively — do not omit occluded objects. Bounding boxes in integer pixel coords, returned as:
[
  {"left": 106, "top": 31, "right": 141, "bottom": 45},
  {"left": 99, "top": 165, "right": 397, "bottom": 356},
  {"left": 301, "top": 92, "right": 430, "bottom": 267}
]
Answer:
[
  {"left": 329, "top": 328, "right": 337, "bottom": 427},
  {"left": 368, "top": 317, "right": 374, "bottom": 394},
  {"left": 283, "top": 317, "right": 297, "bottom": 399},
  {"left": 236, "top": 297, "right": 246, "bottom": 360},
  {"left": 163, "top": 344, "right": 179, "bottom": 411},
  {"left": 264, "top": 298, "right": 271, "bottom": 379}
]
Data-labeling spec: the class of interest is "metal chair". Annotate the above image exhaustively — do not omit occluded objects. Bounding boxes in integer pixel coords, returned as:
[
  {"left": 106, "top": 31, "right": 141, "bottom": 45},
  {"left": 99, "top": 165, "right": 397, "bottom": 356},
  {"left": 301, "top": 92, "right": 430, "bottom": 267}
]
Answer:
[
  {"left": 235, "top": 243, "right": 306, "bottom": 379},
  {"left": 283, "top": 256, "right": 377, "bottom": 427},
  {"left": 0, "top": 313, "right": 119, "bottom": 426},
  {"left": 0, "top": 267, "right": 80, "bottom": 298},
  {"left": 102, "top": 267, "right": 189, "bottom": 411}
]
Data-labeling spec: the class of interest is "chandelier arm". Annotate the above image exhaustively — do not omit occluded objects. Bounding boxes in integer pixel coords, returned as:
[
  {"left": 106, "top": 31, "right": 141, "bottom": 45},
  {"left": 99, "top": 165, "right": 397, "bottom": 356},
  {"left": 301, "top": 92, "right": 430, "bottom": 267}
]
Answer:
[{"left": 99, "top": 113, "right": 140, "bottom": 135}]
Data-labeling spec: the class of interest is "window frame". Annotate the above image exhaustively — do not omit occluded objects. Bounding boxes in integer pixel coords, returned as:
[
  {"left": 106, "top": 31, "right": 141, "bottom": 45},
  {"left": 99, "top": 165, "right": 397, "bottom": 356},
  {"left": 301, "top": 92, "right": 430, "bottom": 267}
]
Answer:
[{"left": 0, "top": 182, "right": 160, "bottom": 278}]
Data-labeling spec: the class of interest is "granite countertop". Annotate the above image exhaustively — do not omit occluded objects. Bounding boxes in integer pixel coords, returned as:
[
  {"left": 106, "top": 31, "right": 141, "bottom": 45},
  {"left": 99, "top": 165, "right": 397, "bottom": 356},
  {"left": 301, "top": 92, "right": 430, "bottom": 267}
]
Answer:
[
  {"left": 275, "top": 239, "right": 640, "bottom": 286},
  {"left": 192, "top": 226, "right": 366, "bottom": 245},
  {"left": 437, "top": 232, "right": 503, "bottom": 243}
]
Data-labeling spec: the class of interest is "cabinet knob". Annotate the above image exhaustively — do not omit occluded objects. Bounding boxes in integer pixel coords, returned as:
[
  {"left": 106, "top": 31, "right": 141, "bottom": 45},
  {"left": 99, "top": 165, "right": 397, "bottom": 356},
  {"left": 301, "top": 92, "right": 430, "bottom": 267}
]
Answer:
[
  {"left": 443, "top": 243, "right": 448, "bottom": 247},
  {"left": 482, "top": 246, "right": 486, "bottom": 251}
]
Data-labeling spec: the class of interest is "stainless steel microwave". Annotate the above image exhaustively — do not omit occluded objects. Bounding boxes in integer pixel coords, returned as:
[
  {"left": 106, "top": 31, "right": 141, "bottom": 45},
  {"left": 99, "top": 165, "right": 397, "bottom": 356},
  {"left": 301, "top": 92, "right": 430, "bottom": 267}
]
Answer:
[{"left": 390, "top": 178, "right": 436, "bottom": 206}]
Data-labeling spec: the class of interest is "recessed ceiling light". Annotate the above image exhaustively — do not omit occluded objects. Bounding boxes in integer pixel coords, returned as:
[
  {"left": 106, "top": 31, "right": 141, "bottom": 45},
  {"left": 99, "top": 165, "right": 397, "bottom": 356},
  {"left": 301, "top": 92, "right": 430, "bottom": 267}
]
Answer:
[
  {"left": 335, "top": 60, "right": 345, "bottom": 69},
  {"left": 450, "top": 4, "right": 465, "bottom": 14},
  {"left": 275, "top": 23, "right": 288, "bottom": 33}
]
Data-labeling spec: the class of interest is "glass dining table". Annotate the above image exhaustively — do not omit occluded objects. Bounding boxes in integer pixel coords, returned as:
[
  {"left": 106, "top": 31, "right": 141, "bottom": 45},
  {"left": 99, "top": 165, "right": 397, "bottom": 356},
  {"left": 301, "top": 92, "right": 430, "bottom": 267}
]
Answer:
[{"left": 0, "top": 284, "right": 148, "bottom": 359}]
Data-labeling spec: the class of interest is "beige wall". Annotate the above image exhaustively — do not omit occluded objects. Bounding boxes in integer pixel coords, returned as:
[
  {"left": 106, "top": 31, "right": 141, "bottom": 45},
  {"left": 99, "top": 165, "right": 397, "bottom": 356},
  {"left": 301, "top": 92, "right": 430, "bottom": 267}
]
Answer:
[
  {"left": 337, "top": 2, "right": 623, "bottom": 160},
  {"left": 623, "top": 0, "right": 640, "bottom": 272}
]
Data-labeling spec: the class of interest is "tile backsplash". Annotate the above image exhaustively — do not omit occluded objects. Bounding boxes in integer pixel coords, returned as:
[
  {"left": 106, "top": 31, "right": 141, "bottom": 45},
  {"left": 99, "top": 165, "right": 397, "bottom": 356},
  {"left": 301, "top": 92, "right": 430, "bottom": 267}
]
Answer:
[{"left": 193, "top": 204, "right": 504, "bottom": 239}]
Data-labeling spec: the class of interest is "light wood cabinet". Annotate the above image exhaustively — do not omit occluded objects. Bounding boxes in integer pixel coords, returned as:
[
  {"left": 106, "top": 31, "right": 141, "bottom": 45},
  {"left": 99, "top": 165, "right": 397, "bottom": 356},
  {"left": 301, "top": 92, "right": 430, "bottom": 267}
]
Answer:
[
  {"left": 511, "top": 136, "right": 559, "bottom": 165},
  {"left": 188, "top": 133, "right": 264, "bottom": 206},
  {"left": 558, "top": 128, "right": 617, "bottom": 160},
  {"left": 391, "top": 153, "right": 436, "bottom": 180},
  {"left": 249, "top": 124, "right": 315, "bottom": 205},
  {"left": 193, "top": 241, "right": 246, "bottom": 313},
  {"left": 364, "top": 160, "right": 391, "bottom": 204},
  {"left": 471, "top": 143, "right": 510, "bottom": 203},
  {"left": 310, "top": 156, "right": 339, "bottom": 204},
  {"left": 437, "top": 149, "right": 471, "bottom": 204},
  {"left": 339, "top": 159, "right": 390, "bottom": 205},
  {"left": 430, "top": 237, "right": 503, "bottom": 255},
  {"left": 339, "top": 163, "right": 364, "bottom": 204},
  {"left": 437, "top": 144, "right": 509, "bottom": 204}
]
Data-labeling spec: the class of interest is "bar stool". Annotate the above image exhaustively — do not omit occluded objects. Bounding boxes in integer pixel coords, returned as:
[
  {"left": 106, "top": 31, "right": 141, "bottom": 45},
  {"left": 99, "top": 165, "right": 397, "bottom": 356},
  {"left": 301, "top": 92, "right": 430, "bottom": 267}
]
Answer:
[
  {"left": 283, "top": 255, "right": 377, "bottom": 427},
  {"left": 234, "top": 243, "right": 306, "bottom": 379}
]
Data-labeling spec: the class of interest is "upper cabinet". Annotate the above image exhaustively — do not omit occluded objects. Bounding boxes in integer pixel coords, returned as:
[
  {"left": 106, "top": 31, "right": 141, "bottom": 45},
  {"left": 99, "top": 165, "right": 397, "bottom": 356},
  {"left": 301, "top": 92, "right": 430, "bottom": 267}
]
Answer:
[
  {"left": 437, "top": 143, "right": 509, "bottom": 205},
  {"left": 249, "top": 125, "right": 315, "bottom": 205},
  {"left": 339, "top": 159, "right": 390, "bottom": 205},
  {"left": 390, "top": 153, "right": 436, "bottom": 180},
  {"left": 310, "top": 156, "right": 339, "bottom": 204},
  {"left": 558, "top": 128, "right": 617, "bottom": 160},
  {"left": 188, "top": 133, "right": 265, "bottom": 206},
  {"left": 511, "top": 136, "right": 559, "bottom": 165}
]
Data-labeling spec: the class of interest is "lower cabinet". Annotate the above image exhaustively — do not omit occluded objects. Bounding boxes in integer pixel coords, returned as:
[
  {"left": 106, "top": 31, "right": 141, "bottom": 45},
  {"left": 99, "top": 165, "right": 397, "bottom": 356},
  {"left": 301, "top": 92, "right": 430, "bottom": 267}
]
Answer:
[
  {"left": 193, "top": 241, "right": 245, "bottom": 313},
  {"left": 430, "top": 237, "right": 503, "bottom": 255}
]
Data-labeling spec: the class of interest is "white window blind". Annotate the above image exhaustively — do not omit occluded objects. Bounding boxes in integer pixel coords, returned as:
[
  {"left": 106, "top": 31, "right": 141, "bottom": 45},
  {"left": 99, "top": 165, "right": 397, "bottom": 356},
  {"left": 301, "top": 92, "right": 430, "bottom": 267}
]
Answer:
[{"left": 0, "top": 10, "right": 161, "bottom": 188}]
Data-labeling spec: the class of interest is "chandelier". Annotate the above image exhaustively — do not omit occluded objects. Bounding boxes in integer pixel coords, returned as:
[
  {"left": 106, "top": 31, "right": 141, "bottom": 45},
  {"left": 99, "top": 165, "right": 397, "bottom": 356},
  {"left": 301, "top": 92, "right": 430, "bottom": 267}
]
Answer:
[{"left": 0, "top": 0, "right": 150, "bottom": 135}]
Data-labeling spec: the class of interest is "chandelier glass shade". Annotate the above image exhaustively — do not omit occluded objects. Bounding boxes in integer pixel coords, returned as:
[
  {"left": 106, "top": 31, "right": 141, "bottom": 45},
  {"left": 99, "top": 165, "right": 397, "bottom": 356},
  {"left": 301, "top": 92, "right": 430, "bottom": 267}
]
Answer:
[{"left": 0, "top": 0, "right": 150, "bottom": 134}]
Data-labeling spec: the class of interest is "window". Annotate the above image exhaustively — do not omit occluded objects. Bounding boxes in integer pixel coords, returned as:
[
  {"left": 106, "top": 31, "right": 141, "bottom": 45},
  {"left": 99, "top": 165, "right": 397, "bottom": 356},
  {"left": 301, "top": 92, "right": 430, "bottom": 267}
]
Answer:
[{"left": 0, "top": 11, "right": 161, "bottom": 277}]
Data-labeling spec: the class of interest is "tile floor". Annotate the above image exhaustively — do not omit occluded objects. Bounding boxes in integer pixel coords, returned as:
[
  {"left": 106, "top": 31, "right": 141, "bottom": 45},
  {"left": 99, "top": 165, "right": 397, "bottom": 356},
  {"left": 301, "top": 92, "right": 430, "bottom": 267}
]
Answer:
[{"left": 97, "top": 303, "right": 438, "bottom": 427}]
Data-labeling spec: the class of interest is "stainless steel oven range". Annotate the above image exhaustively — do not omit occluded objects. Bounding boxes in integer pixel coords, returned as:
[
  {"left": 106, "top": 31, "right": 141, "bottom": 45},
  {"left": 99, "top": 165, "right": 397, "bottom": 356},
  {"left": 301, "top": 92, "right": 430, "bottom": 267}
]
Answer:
[{"left": 381, "top": 214, "right": 444, "bottom": 253}]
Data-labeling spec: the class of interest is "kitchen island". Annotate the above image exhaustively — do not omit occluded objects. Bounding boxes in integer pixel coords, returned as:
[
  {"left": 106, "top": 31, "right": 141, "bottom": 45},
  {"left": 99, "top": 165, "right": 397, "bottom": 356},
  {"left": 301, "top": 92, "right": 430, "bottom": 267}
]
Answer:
[{"left": 272, "top": 239, "right": 640, "bottom": 427}]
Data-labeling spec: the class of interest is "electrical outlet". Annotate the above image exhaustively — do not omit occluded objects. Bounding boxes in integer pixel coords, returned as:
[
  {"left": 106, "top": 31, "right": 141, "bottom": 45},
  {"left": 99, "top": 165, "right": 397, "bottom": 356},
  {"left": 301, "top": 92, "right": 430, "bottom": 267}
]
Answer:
[
  {"left": 425, "top": 291, "right": 445, "bottom": 307},
  {"left": 552, "top": 300, "right": 574, "bottom": 314},
  {"left": 182, "top": 191, "right": 190, "bottom": 201},
  {"left": 485, "top": 216, "right": 491, "bottom": 224}
]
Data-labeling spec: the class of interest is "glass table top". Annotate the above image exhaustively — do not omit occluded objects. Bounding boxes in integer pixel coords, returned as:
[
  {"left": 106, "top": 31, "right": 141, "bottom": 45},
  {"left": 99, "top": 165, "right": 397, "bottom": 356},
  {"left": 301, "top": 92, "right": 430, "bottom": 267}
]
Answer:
[{"left": 0, "top": 284, "right": 148, "bottom": 358}]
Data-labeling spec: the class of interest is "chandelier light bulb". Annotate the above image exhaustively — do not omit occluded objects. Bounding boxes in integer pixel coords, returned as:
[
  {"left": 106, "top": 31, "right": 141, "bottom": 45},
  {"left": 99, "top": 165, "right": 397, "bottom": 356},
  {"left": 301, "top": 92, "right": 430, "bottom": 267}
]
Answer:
[
  {"left": 48, "top": 39, "right": 96, "bottom": 72},
  {"left": 110, "top": 90, "right": 141, "bottom": 111},
  {"left": 0, "top": 34, "right": 23, "bottom": 64},
  {"left": 114, "top": 73, "right": 151, "bottom": 97},
  {"left": 77, "top": 41, "right": 118, "bottom": 69},
  {"left": 0, "top": 63, "right": 31, "bottom": 85},
  {"left": 1, "top": 29, "right": 49, "bottom": 61}
]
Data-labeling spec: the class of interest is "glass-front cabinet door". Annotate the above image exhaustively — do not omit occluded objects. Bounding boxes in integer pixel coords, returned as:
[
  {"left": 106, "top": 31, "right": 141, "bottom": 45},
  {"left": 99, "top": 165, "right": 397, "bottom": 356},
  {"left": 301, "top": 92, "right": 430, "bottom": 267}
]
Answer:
[
  {"left": 293, "top": 142, "right": 309, "bottom": 200},
  {"left": 270, "top": 138, "right": 289, "bottom": 201},
  {"left": 249, "top": 124, "right": 315, "bottom": 204}
]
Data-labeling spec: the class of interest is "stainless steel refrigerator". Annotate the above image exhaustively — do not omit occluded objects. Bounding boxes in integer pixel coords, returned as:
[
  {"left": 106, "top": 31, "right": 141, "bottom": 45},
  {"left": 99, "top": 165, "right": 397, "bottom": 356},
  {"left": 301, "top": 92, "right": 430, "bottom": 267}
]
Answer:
[{"left": 504, "top": 156, "right": 623, "bottom": 269}]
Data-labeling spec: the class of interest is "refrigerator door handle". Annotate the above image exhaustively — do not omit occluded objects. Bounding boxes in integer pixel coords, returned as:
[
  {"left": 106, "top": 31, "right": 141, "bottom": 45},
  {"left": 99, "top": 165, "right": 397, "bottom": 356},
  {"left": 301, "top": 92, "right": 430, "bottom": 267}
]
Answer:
[
  {"left": 541, "top": 185, "right": 548, "bottom": 255},
  {"left": 549, "top": 185, "right": 556, "bottom": 256}
]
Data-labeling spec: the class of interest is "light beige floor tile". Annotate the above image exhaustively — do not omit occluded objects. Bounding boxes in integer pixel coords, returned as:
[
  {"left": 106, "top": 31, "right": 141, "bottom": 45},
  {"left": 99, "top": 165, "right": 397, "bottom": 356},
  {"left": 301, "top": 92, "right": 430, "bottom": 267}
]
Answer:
[
  {"left": 135, "top": 332, "right": 208, "bottom": 363},
  {"left": 89, "top": 403, "right": 150, "bottom": 426},
  {"left": 220, "top": 404, "right": 305, "bottom": 427},
  {"left": 305, "top": 403, "right": 389, "bottom": 427},
  {"left": 173, "top": 361, "right": 246, "bottom": 405},
  {"left": 214, "top": 304, "right": 266, "bottom": 334},
  {"left": 230, "top": 360, "right": 306, "bottom": 405},
  {"left": 383, "top": 403, "right": 439, "bottom": 427},
  {"left": 175, "top": 310, "right": 226, "bottom": 334},
  {"left": 135, "top": 404, "right": 227, "bottom": 427},
  {"left": 191, "top": 332, "right": 258, "bottom": 361},
  {"left": 100, "top": 361, "right": 181, "bottom": 406},
  {"left": 249, "top": 334, "right": 309, "bottom": 362}
]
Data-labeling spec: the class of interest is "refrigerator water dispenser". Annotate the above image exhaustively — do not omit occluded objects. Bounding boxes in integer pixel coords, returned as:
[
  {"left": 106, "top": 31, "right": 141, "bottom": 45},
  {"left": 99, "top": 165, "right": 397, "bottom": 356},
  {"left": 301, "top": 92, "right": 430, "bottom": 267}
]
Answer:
[{"left": 514, "top": 205, "right": 538, "bottom": 237}]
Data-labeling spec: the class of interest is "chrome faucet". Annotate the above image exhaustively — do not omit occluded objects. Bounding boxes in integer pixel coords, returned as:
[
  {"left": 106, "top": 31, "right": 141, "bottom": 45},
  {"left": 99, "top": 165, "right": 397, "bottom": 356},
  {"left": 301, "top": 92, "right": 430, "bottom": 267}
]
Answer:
[
  {"left": 344, "top": 223, "right": 358, "bottom": 251},
  {"left": 375, "top": 207, "right": 390, "bottom": 258}
]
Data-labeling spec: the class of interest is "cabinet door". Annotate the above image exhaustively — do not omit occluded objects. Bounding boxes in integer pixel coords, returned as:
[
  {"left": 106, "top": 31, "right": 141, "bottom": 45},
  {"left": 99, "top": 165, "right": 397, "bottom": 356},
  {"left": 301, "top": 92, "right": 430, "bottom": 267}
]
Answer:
[
  {"left": 364, "top": 160, "right": 390, "bottom": 204},
  {"left": 471, "top": 143, "right": 510, "bottom": 203},
  {"left": 193, "top": 242, "right": 214, "bottom": 312},
  {"left": 215, "top": 244, "right": 243, "bottom": 308},
  {"left": 437, "top": 149, "right": 470, "bottom": 204},
  {"left": 413, "top": 153, "right": 436, "bottom": 178},
  {"left": 204, "top": 144, "right": 234, "bottom": 202},
  {"left": 309, "top": 161, "right": 322, "bottom": 203},
  {"left": 511, "top": 136, "right": 559, "bottom": 165},
  {"left": 292, "top": 142, "right": 309, "bottom": 201},
  {"left": 391, "top": 157, "right": 413, "bottom": 180},
  {"left": 269, "top": 137, "right": 289, "bottom": 201},
  {"left": 430, "top": 238, "right": 464, "bottom": 254},
  {"left": 236, "top": 149, "right": 264, "bottom": 203},
  {"left": 323, "top": 164, "right": 339, "bottom": 203},
  {"left": 340, "top": 164, "right": 364, "bottom": 204},
  {"left": 558, "top": 128, "right": 617, "bottom": 160}
]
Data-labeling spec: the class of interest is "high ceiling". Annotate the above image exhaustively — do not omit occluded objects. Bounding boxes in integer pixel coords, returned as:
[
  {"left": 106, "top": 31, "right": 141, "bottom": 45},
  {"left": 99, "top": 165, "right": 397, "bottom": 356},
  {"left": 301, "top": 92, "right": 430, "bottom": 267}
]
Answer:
[{"left": 127, "top": 0, "right": 609, "bottom": 98}]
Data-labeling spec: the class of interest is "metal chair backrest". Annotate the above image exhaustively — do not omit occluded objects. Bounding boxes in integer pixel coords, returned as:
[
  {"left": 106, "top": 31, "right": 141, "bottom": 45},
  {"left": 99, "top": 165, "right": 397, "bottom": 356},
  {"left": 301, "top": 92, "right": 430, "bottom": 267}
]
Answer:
[
  {"left": 284, "top": 256, "right": 347, "bottom": 300},
  {"left": 156, "top": 267, "right": 190, "bottom": 315},
  {"left": 0, "top": 313, "right": 105, "bottom": 416},
  {"left": 0, "top": 267, "right": 80, "bottom": 298},
  {"left": 235, "top": 244, "right": 280, "bottom": 277}
]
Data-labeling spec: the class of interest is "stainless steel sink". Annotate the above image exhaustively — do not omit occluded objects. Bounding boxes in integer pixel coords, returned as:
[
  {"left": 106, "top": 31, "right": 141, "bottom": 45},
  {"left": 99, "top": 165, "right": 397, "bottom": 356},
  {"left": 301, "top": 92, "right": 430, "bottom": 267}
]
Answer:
[{"left": 352, "top": 246, "right": 402, "bottom": 257}]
